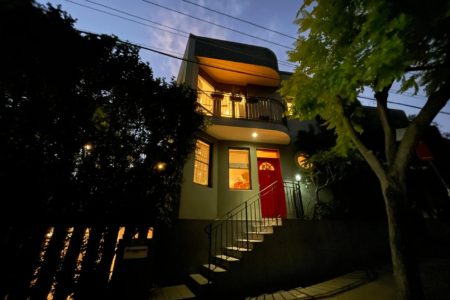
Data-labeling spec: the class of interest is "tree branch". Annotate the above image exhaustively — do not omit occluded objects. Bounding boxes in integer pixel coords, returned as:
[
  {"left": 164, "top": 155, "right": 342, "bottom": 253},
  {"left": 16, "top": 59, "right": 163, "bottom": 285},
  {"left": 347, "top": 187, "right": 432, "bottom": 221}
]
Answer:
[
  {"left": 405, "top": 64, "right": 445, "bottom": 72},
  {"left": 340, "top": 106, "right": 388, "bottom": 185},
  {"left": 375, "top": 82, "right": 396, "bottom": 166},
  {"left": 393, "top": 81, "right": 450, "bottom": 177}
]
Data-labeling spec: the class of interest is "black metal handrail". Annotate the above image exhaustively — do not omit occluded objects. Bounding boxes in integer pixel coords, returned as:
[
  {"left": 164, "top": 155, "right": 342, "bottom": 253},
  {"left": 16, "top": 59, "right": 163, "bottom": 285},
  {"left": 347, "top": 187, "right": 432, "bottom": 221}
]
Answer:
[{"left": 204, "top": 180, "right": 303, "bottom": 282}]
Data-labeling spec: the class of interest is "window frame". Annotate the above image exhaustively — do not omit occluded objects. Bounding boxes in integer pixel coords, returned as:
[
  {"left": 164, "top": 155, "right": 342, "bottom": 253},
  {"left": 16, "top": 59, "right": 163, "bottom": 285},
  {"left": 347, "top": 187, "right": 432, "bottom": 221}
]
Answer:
[
  {"left": 193, "top": 139, "right": 212, "bottom": 187},
  {"left": 228, "top": 147, "right": 252, "bottom": 190}
]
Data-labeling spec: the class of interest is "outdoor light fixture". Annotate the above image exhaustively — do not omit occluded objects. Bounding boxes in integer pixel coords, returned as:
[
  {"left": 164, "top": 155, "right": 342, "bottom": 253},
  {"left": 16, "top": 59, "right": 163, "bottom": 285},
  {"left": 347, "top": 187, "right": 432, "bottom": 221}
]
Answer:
[
  {"left": 295, "top": 174, "right": 302, "bottom": 181},
  {"left": 155, "top": 162, "right": 167, "bottom": 171},
  {"left": 252, "top": 132, "right": 258, "bottom": 138},
  {"left": 83, "top": 143, "right": 93, "bottom": 151}
]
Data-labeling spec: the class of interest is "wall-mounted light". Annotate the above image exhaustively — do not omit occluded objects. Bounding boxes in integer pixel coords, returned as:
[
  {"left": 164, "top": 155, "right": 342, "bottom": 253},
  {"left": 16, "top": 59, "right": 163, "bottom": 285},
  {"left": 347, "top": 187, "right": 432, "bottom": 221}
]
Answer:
[
  {"left": 295, "top": 174, "right": 302, "bottom": 181},
  {"left": 252, "top": 132, "right": 258, "bottom": 138}
]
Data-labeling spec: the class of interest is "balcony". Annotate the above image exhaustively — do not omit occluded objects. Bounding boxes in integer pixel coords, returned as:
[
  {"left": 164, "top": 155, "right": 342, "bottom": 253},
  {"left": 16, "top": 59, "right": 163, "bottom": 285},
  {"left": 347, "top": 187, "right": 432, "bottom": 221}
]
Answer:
[{"left": 197, "top": 90, "right": 285, "bottom": 123}]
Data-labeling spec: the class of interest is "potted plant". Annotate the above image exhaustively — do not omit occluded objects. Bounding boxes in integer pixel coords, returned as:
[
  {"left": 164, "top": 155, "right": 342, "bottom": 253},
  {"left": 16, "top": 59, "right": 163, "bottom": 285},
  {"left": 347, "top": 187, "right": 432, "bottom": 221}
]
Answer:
[{"left": 230, "top": 94, "right": 242, "bottom": 102}]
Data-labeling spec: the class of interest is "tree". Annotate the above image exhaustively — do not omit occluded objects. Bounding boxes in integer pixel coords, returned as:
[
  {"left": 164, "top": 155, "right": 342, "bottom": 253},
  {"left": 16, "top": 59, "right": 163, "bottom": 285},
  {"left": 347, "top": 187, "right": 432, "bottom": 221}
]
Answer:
[
  {"left": 0, "top": 0, "right": 203, "bottom": 225},
  {"left": 281, "top": 0, "right": 450, "bottom": 299}
]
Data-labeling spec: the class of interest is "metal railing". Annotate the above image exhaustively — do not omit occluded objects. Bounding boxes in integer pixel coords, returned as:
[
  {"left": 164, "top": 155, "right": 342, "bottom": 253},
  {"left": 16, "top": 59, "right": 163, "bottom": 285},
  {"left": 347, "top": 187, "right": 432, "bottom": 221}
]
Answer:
[
  {"left": 205, "top": 180, "right": 303, "bottom": 280},
  {"left": 197, "top": 90, "right": 285, "bottom": 123}
]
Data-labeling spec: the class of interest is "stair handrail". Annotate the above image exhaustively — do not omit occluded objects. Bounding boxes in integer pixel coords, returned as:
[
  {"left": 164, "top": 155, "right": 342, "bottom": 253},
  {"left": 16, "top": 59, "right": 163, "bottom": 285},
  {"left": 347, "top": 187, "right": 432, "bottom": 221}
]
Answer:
[
  {"left": 204, "top": 180, "right": 278, "bottom": 233},
  {"left": 203, "top": 180, "right": 303, "bottom": 286}
]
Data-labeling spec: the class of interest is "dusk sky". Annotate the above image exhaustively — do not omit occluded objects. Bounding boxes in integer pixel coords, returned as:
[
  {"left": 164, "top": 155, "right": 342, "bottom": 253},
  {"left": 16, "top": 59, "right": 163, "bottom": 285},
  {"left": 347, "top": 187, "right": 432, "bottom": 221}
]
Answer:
[{"left": 36, "top": 0, "right": 450, "bottom": 133}]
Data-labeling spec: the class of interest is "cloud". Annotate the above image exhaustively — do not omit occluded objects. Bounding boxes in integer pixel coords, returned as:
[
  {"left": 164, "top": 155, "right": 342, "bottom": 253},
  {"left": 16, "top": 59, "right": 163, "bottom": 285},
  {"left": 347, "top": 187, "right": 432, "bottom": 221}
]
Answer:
[{"left": 142, "top": 0, "right": 251, "bottom": 80}]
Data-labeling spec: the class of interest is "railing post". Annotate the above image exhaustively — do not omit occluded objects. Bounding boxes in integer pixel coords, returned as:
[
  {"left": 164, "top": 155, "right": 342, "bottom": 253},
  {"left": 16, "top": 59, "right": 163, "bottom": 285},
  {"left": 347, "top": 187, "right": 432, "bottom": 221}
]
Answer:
[
  {"left": 245, "top": 202, "right": 249, "bottom": 251},
  {"left": 296, "top": 181, "right": 304, "bottom": 218}
]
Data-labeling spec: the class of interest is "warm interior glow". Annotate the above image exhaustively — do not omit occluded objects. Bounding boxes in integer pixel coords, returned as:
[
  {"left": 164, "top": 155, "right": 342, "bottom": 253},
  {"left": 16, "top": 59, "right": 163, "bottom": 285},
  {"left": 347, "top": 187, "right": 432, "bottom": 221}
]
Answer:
[
  {"left": 47, "top": 228, "right": 74, "bottom": 300},
  {"left": 30, "top": 227, "right": 54, "bottom": 288},
  {"left": 296, "top": 153, "right": 313, "bottom": 170},
  {"left": 193, "top": 140, "right": 210, "bottom": 186},
  {"left": 197, "top": 56, "right": 281, "bottom": 87},
  {"left": 259, "top": 162, "right": 275, "bottom": 171},
  {"left": 256, "top": 149, "right": 279, "bottom": 158},
  {"left": 109, "top": 227, "right": 126, "bottom": 282},
  {"left": 229, "top": 149, "right": 250, "bottom": 189},
  {"left": 147, "top": 227, "right": 154, "bottom": 239},
  {"left": 252, "top": 132, "right": 258, "bottom": 138},
  {"left": 197, "top": 76, "right": 214, "bottom": 115}
]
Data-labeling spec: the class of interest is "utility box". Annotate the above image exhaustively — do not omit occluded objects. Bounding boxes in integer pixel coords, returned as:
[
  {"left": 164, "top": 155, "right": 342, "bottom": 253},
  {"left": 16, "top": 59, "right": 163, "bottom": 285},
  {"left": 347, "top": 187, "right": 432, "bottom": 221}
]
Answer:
[{"left": 109, "top": 239, "right": 154, "bottom": 300}]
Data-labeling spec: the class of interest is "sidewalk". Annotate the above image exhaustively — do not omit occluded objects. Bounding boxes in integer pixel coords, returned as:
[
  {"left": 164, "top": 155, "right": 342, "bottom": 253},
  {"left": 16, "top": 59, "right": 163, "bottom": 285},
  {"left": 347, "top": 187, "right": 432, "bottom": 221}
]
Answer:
[
  {"left": 246, "top": 267, "right": 390, "bottom": 300},
  {"left": 149, "top": 258, "right": 450, "bottom": 299},
  {"left": 321, "top": 271, "right": 395, "bottom": 300}
]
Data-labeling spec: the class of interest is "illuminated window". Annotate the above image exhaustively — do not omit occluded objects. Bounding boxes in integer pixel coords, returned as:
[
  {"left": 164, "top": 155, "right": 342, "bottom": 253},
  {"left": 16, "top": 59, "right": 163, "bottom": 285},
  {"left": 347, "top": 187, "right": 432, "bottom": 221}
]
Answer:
[
  {"left": 193, "top": 140, "right": 211, "bottom": 186},
  {"left": 296, "top": 153, "right": 314, "bottom": 170},
  {"left": 229, "top": 149, "right": 251, "bottom": 190},
  {"left": 221, "top": 95, "right": 233, "bottom": 118},
  {"left": 197, "top": 76, "right": 214, "bottom": 115},
  {"left": 259, "top": 162, "right": 275, "bottom": 171}
]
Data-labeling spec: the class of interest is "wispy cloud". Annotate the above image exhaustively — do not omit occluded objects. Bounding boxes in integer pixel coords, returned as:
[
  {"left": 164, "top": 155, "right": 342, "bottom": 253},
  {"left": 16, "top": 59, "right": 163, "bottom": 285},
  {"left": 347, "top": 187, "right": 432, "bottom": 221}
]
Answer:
[{"left": 141, "top": 0, "right": 251, "bottom": 80}]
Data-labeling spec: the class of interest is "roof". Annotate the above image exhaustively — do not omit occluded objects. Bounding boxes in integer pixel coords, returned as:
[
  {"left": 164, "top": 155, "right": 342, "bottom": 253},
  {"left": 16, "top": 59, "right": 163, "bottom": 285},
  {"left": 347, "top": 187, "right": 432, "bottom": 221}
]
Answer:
[{"left": 190, "top": 34, "right": 279, "bottom": 72}]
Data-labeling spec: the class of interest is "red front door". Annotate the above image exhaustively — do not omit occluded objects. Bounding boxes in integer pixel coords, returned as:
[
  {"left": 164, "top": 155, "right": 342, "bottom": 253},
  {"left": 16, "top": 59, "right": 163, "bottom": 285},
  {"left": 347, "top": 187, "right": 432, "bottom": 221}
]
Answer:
[{"left": 257, "top": 157, "right": 287, "bottom": 218}]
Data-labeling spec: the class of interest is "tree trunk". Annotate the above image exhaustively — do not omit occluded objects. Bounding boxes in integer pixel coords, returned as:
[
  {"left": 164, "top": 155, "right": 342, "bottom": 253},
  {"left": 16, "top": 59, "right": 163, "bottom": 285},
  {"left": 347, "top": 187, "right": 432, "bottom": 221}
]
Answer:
[{"left": 382, "top": 177, "right": 424, "bottom": 300}]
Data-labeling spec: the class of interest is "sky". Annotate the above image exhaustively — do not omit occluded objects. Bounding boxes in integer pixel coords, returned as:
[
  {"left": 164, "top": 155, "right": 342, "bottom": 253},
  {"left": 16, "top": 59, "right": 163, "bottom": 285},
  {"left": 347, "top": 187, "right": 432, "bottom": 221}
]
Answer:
[{"left": 36, "top": 0, "right": 450, "bottom": 134}]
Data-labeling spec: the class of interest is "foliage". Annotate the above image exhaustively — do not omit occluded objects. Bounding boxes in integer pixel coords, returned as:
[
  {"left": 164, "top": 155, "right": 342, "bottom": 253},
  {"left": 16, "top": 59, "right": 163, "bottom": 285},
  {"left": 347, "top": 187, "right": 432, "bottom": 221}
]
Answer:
[
  {"left": 0, "top": 0, "right": 203, "bottom": 225},
  {"left": 281, "top": 0, "right": 450, "bottom": 156},
  {"left": 282, "top": 0, "right": 450, "bottom": 298}
]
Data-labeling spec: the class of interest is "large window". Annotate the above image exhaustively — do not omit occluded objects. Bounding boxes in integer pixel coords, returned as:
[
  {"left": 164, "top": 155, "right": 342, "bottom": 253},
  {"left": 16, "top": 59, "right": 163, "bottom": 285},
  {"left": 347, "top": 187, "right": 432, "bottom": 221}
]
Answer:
[
  {"left": 193, "top": 140, "right": 211, "bottom": 186},
  {"left": 229, "top": 149, "right": 251, "bottom": 190},
  {"left": 197, "top": 76, "right": 214, "bottom": 115}
]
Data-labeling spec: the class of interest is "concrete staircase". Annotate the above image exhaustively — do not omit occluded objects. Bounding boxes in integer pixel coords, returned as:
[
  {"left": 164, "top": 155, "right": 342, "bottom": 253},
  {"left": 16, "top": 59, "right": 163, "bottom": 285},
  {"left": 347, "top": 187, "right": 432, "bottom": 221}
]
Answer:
[{"left": 186, "top": 218, "right": 282, "bottom": 298}]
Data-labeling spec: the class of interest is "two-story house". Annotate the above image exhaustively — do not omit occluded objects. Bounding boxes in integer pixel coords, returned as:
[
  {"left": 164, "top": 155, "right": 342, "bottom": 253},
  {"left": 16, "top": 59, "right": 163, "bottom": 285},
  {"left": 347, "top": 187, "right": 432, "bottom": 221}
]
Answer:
[
  {"left": 152, "top": 34, "right": 390, "bottom": 298},
  {"left": 176, "top": 34, "right": 316, "bottom": 222}
]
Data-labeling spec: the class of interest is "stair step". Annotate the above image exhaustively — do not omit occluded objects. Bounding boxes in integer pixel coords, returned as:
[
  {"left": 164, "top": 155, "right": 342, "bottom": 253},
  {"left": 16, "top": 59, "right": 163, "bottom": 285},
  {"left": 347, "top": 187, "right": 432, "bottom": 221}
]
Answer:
[
  {"left": 237, "top": 238, "right": 263, "bottom": 243},
  {"left": 278, "top": 291, "right": 296, "bottom": 299},
  {"left": 253, "top": 218, "right": 282, "bottom": 226},
  {"left": 216, "top": 254, "right": 239, "bottom": 261},
  {"left": 189, "top": 273, "right": 209, "bottom": 285},
  {"left": 250, "top": 225, "right": 274, "bottom": 234},
  {"left": 203, "top": 263, "right": 226, "bottom": 272},
  {"left": 247, "top": 231, "right": 273, "bottom": 235},
  {"left": 272, "top": 292, "right": 286, "bottom": 300},
  {"left": 225, "top": 246, "right": 252, "bottom": 251},
  {"left": 242, "top": 233, "right": 265, "bottom": 240}
]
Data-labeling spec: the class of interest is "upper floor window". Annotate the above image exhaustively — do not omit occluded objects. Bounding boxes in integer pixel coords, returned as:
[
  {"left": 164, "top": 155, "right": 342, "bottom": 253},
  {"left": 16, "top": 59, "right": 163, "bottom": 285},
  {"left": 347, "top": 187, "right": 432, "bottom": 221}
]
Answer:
[
  {"left": 229, "top": 148, "right": 251, "bottom": 190},
  {"left": 197, "top": 76, "right": 214, "bottom": 115},
  {"left": 193, "top": 139, "right": 211, "bottom": 186}
]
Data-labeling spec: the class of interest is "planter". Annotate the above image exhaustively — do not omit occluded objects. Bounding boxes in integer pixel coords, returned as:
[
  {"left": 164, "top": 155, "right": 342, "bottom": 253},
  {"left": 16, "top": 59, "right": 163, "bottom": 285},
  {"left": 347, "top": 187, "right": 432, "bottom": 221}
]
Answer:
[{"left": 230, "top": 95, "right": 242, "bottom": 102}]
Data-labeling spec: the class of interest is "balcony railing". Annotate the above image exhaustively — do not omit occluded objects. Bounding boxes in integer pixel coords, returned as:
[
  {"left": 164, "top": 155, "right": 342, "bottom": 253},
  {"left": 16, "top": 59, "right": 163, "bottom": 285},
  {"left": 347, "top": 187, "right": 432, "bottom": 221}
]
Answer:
[{"left": 197, "top": 90, "right": 285, "bottom": 123}]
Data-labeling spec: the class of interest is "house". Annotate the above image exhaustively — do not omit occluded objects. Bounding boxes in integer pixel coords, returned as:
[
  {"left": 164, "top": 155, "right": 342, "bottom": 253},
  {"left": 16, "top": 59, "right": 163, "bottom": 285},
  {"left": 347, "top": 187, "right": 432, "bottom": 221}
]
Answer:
[
  {"left": 176, "top": 34, "right": 318, "bottom": 221},
  {"left": 152, "top": 34, "right": 398, "bottom": 298}
]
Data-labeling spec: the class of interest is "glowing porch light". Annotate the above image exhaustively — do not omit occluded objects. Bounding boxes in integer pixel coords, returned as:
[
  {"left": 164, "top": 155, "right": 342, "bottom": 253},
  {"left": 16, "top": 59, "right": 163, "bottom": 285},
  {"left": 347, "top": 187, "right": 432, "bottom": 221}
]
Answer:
[
  {"left": 295, "top": 174, "right": 302, "bottom": 181},
  {"left": 252, "top": 132, "right": 258, "bottom": 138}
]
